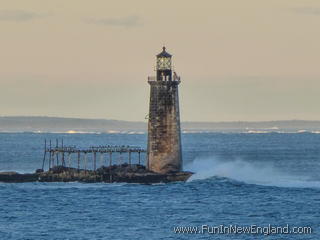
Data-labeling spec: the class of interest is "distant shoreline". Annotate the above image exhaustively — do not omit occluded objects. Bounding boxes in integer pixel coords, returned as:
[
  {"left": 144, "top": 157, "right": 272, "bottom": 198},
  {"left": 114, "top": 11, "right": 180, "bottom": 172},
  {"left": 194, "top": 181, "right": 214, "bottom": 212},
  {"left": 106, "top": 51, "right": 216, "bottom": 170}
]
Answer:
[{"left": 1, "top": 116, "right": 320, "bottom": 133}]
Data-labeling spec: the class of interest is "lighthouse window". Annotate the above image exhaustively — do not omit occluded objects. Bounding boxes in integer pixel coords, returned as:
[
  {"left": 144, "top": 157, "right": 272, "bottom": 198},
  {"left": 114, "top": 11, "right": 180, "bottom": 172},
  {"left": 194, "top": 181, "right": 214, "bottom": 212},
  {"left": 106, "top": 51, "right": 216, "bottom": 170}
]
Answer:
[{"left": 157, "top": 57, "right": 171, "bottom": 70}]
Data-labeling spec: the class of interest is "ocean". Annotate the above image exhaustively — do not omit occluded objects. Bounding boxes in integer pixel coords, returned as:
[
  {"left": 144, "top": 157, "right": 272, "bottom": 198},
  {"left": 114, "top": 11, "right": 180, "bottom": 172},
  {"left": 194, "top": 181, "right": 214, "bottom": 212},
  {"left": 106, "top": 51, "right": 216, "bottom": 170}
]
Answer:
[{"left": 0, "top": 132, "right": 319, "bottom": 239}]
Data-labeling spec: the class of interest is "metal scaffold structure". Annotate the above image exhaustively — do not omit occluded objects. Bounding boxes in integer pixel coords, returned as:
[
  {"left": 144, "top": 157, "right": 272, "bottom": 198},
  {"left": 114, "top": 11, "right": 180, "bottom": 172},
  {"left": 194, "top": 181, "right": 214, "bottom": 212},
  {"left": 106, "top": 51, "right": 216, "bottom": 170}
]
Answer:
[{"left": 42, "top": 139, "right": 146, "bottom": 171}]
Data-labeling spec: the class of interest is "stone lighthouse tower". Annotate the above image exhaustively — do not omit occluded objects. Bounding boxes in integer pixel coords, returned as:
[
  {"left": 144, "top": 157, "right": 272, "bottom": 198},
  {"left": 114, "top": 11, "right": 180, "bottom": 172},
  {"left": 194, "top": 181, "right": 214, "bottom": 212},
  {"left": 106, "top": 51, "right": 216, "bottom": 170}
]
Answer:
[{"left": 147, "top": 47, "right": 182, "bottom": 174}]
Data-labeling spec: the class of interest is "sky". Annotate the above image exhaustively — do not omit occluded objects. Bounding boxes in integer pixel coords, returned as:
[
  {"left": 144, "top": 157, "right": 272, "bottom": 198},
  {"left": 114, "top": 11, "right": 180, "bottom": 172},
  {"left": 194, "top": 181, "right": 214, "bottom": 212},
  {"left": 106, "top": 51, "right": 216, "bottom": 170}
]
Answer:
[{"left": 1, "top": 0, "right": 320, "bottom": 122}]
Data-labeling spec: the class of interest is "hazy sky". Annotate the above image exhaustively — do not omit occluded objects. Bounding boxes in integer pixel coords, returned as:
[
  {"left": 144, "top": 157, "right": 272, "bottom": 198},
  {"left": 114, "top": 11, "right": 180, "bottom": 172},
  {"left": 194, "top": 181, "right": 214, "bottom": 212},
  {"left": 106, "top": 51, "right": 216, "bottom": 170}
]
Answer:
[{"left": 1, "top": 0, "right": 320, "bottom": 121}]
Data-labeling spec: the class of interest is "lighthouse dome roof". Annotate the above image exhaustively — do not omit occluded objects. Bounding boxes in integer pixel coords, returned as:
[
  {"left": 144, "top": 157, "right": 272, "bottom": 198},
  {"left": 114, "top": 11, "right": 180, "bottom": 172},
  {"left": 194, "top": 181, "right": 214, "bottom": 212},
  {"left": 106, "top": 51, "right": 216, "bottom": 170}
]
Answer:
[{"left": 157, "top": 47, "right": 172, "bottom": 58}]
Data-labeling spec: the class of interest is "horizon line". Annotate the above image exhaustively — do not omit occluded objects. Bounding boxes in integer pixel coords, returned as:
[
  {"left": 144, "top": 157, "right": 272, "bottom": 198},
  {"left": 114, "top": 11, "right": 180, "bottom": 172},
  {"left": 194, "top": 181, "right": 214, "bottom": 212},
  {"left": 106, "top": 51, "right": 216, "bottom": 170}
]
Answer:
[{"left": 1, "top": 115, "right": 320, "bottom": 123}]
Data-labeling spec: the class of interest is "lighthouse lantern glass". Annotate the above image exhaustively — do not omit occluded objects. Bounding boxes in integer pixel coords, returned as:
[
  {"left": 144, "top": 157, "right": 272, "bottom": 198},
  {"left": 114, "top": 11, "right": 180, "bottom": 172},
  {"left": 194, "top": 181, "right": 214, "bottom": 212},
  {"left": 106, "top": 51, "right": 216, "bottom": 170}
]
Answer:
[{"left": 157, "top": 56, "right": 171, "bottom": 70}]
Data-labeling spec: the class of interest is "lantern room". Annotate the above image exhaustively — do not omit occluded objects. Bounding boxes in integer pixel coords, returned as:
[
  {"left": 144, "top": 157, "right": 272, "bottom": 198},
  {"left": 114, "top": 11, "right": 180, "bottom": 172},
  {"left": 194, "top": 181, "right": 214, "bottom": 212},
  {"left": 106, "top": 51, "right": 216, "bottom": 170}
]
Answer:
[{"left": 156, "top": 46, "right": 172, "bottom": 81}]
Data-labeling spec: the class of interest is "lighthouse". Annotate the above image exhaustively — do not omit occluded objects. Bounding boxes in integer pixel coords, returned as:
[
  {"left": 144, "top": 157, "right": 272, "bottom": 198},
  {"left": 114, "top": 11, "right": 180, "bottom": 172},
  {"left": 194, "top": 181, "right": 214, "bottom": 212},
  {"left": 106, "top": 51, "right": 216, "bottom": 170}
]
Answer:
[{"left": 147, "top": 47, "right": 182, "bottom": 174}]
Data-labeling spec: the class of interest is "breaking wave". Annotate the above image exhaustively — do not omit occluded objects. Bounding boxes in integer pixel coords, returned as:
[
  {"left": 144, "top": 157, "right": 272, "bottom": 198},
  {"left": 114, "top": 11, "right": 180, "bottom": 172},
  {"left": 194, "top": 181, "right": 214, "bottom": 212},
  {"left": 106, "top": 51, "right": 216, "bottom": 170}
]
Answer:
[{"left": 186, "top": 157, "right": 320, "bottom": 189}]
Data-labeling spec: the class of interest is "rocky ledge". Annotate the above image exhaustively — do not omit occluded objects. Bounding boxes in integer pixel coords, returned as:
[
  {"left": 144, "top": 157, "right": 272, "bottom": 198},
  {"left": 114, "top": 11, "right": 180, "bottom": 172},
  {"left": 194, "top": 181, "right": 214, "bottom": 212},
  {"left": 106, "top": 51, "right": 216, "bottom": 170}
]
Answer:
[{"left": 0, "top": 164, "right": 193, "bottom": 184}]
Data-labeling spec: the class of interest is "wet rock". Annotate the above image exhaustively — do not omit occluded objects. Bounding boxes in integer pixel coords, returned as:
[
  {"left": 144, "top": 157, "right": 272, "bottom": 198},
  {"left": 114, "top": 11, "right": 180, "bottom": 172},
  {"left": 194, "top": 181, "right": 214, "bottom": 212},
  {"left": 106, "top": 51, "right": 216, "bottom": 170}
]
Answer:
[
  {"left": 0, "top": 164, "right": 193, "bottom": 183},
  {"left": 0, "top": 172, "right": 39, "bottom": 183}
]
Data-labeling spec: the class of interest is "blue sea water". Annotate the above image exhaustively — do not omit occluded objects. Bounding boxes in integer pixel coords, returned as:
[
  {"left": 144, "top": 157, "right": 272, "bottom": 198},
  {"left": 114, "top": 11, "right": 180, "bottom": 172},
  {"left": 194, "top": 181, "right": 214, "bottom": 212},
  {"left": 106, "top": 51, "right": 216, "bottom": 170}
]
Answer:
[{"left": 0, "top": 132, "right": 320, "bottom": 239}]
